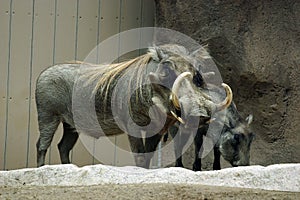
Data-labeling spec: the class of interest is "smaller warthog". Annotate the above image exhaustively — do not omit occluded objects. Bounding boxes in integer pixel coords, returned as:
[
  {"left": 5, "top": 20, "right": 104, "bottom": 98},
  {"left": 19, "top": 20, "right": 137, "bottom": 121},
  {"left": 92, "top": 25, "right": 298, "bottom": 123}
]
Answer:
[{"left": 167, "top": 85, "right": 254, "bottom": 171}]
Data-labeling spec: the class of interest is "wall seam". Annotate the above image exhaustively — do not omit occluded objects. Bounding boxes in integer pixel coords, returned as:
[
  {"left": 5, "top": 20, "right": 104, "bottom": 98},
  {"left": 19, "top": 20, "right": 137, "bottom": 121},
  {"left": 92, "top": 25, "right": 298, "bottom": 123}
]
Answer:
[
  {"left": 26, "top": 0, "right": 36, "bottom": 168},
  {"left": 3, "top": 0, "right": 14, "bottom": 170}
]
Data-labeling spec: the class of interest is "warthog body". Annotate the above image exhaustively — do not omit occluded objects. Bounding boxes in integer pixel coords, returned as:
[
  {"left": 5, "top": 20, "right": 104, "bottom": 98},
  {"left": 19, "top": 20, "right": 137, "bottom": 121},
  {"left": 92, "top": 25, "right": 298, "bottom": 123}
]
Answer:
[
  {"left": 35, "top": 44, "right": 233, "bottom": 168},
  {"left": 168, "top": 85, "right": 254, "bottom": 171}
]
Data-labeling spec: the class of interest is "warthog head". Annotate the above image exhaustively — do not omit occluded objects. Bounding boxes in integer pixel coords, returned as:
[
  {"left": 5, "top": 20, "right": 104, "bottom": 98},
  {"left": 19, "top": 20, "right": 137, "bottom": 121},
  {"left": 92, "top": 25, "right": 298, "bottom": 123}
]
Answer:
[
  {"left": 218, "top": 104, "right": 254, "bottom": 166},
  {"left": 147, "top": 45, "right": 233, "bottom": 129}
]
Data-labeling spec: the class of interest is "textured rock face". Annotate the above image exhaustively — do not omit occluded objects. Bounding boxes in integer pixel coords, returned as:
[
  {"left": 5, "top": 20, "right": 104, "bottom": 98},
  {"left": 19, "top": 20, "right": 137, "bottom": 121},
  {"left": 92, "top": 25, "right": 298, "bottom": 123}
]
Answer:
[
  {"left": 1, "top": 164, "right": 300, "bottom": 192},
  {"left": 155, "top": 0, "right": 300, "bottom": 167}
]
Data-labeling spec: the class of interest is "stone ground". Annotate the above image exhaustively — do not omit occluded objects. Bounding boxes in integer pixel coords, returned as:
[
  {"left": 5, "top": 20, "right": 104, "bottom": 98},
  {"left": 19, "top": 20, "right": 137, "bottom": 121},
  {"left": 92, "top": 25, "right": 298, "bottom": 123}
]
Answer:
[{"left": 0, "top": 164, "right": 299, "bottom": 199}]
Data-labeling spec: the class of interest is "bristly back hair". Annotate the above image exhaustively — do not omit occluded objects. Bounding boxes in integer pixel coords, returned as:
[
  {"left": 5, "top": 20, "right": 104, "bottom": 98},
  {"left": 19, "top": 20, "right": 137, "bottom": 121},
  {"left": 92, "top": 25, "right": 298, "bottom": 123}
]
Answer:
[
  {"left": 74, "top": 44, "right": 198, "bottom": 104},
  {"left": 76, "top": 52, "right": 154, "bottom": 104}
]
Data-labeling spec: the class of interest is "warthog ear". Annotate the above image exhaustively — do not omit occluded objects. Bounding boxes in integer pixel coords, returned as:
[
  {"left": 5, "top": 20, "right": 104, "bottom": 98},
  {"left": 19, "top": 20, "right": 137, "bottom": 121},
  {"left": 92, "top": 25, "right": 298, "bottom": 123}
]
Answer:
[
  {"left": 246, "top": 114, "right": 253, "bottom": 125},
  {"left": 191, "top": 46, "right": 211, "bottom": 60},
  {"left": 149, "top": 46, "right": 168, "bottom": 61}
]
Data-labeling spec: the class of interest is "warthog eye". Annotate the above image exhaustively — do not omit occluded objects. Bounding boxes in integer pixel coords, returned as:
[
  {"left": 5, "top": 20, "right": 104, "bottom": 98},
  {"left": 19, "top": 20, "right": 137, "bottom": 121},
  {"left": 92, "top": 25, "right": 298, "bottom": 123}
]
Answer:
[
  {"left": 233, "top": 134, "right": 240, "bottom": 144},
  {"left": 161, "top": 63, "right": 170, "bottom": 77},
  {"left": 159, "top": 61, "right": 173, "bottom": 77}
]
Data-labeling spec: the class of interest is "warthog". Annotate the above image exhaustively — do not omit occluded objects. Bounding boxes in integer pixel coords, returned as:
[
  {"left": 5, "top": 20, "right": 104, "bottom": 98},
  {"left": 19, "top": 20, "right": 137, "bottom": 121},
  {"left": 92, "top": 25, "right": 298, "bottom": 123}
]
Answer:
[
  {"left": 35, "top": 44, "right": 233, "bottom": 168},
  {"left": 167, "top": 84, "right": 254, "bottom": 171}
]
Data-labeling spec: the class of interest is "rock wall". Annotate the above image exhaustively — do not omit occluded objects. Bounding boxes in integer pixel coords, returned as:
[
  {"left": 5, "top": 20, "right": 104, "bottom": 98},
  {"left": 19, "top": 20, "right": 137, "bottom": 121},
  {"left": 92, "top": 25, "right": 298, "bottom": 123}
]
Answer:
[{"left": 155, "top": 0, "right": 300, "bottom": 167}]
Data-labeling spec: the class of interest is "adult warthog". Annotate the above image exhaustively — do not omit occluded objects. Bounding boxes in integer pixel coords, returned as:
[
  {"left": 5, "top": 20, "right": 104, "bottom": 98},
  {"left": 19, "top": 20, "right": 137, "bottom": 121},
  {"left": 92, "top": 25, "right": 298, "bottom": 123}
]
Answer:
[
  {"left": 35, "top": 44, "right": 233, "bottom": 168},
  {"left": 167, "top": 84, "right": 254, "bottom": 171}
]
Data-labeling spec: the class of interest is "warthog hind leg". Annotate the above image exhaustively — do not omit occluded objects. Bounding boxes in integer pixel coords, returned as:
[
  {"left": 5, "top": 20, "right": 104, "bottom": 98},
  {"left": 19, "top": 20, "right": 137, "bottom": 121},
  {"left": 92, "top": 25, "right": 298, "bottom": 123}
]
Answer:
[
  {"left": 58, "top": 123, "right": 79, "bottom": 164},
  {"left": 36, "top": 116, "right": 60, "bottom": 167}
]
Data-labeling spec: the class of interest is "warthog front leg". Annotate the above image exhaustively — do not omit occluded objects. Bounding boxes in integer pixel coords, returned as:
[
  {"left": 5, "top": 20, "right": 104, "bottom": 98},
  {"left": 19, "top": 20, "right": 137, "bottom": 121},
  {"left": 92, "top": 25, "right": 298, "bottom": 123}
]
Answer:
[
  {"left": 169, "top": 126, "right": 190, "bottom": 168},
  {"left": 144, "top": 133, "right": 163, "bottom": 168},
  {"left": 213, "top": 146, "right": 221, "bottom": 170},
  {"left": 127, "top": 134, "right": 146, "bottom": 168},
  {"left": 128, "top": 133, "right": 163, "bottom": 169},
  {"left": 193, "top": 129, "right": 203, "bottom": 171}
]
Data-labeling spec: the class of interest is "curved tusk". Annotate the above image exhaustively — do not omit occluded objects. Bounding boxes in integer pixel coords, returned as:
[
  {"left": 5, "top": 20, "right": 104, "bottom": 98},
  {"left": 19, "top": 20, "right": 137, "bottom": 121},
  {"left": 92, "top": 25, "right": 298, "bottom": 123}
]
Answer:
[
  {"left": 215, "top": 83, "right": 233, "bottom": 111},
  {"left": 171, "top": 111, "right": 185, "bottom": 124},
  {"left": 169, "top": 93, "right": 180, "bottom": 109},
  {"left": 170, "top": 72, "right": 193, "bottom": 109}
]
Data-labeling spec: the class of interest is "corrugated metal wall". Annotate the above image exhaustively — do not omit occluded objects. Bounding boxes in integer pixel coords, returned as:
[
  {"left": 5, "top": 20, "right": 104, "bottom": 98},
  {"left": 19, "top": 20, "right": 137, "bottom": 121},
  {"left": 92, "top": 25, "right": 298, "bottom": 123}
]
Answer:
[{"left": 0, "top": 0, "right": 154, "bottom": 170}]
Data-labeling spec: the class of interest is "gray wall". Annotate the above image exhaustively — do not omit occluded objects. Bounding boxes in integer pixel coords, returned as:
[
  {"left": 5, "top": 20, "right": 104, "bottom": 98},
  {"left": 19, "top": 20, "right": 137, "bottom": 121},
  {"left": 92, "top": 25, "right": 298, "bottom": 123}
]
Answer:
[{"left": 0, "top": 0, "right": 154, "bottom": 170}]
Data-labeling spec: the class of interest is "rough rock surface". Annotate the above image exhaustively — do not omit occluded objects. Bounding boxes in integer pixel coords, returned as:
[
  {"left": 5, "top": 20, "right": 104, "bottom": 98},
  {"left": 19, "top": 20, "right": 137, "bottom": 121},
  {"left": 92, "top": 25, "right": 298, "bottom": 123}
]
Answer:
[
  {"left": 154, "top": 0, "right": 300, "bottom": 167},
  {"left": 1, "top": 164, "right": 300, "bottom": 199},
  {"left": 1, "top": 164, "right": 300, "bottom": 192}
]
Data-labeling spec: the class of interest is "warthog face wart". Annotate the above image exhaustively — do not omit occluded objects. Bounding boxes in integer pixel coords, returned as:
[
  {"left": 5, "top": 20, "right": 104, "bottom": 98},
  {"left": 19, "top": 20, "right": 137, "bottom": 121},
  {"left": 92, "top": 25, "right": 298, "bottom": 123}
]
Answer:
[{"left": 148, "top": 45, "right": 233, "bottom": 129}]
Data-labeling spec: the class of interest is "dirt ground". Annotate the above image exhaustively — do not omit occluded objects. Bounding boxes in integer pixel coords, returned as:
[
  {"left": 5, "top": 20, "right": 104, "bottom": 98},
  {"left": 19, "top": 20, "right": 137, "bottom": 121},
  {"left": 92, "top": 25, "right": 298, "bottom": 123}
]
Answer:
[{"left": 0, "top": 183, "right": 299, "bottom": 200}]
